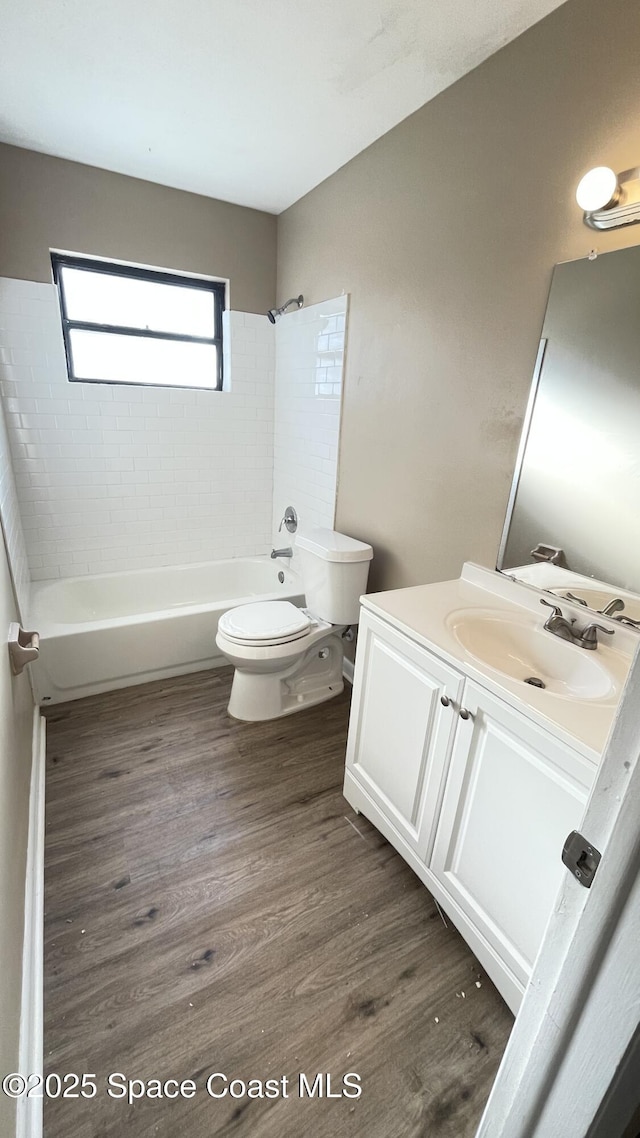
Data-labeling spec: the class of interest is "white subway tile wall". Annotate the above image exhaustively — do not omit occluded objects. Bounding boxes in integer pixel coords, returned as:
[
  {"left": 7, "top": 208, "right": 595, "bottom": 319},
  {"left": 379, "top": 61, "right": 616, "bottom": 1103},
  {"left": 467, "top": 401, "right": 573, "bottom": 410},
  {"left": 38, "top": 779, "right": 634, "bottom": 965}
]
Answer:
[
  {"left": 272, "top": 295, "right": 346, "bottom": 539},
  {"left": 0, "top": 277, "right": 275, "bottom": 579},
  {"left": 0, "top": 393, "right": 30, "bottom": 616}
]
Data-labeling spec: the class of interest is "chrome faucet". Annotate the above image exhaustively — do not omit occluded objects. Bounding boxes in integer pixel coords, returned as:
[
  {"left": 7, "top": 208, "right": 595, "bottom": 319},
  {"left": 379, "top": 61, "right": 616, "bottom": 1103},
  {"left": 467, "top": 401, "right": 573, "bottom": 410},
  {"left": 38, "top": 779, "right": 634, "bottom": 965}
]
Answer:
[
  {"left": 560, "top": 591, "right": 588, "bottom": 606},
  {"left": 600, "top": 598, "right": 625, "bottom": 616},
  {"left": 540, "top": 599, "right": 615, "bottom": 650},
  {"left": 559, "top": 593, "right": 625, "bottom": 618},
  {"left": 271, "top": 546, "right": 293, "bottom": 559}
]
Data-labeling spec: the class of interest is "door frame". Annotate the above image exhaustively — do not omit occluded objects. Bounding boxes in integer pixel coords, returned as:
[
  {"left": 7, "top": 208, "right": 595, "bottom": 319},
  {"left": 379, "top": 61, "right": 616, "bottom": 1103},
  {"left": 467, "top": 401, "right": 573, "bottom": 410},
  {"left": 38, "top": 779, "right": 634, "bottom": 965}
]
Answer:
[{"left": 477, "top": 644, "right": 640, "bottom": 1137}]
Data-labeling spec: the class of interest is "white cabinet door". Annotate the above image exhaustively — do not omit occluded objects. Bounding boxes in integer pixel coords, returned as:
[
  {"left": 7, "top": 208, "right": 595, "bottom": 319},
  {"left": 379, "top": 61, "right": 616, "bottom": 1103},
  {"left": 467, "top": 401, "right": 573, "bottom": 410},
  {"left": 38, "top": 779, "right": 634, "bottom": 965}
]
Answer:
[
  {"left": 431, "top": 680, "right": 594, "bottom": 986},
  {"left": 345, "top": 609, "right": 464, "bottom": 858}
]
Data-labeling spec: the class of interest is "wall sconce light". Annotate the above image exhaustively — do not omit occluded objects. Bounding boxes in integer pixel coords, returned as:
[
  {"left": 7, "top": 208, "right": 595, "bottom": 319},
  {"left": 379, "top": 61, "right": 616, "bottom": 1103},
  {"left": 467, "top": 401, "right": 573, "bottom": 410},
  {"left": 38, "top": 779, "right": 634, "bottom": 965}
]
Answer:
[{"left": 576, "top": 165, "right": 640, "bottom": 230}]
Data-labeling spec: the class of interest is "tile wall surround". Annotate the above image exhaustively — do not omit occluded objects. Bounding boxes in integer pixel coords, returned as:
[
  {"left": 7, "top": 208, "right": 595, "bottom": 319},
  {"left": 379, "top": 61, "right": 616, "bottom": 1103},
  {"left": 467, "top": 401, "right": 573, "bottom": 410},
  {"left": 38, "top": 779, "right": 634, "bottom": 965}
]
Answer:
[
  {"left": 0, "top": 277, "right": 275, "bottom": 579},
  {"left": 0, "top": 392, "right": 30, "bottom": 616},
  {"left": 0, "top": 277, "right": 346, "bottom": 584},
  {"left": 272, "top": 294, "right": 346, "bottom": 539}
]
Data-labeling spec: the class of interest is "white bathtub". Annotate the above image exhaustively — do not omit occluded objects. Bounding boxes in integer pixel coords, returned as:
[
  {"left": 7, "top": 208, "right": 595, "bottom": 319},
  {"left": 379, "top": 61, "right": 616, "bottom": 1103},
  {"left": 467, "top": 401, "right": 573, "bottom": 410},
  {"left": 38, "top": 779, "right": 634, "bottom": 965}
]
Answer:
[{"left": 29, "top": 558, "right": 303, "bottom": 704}]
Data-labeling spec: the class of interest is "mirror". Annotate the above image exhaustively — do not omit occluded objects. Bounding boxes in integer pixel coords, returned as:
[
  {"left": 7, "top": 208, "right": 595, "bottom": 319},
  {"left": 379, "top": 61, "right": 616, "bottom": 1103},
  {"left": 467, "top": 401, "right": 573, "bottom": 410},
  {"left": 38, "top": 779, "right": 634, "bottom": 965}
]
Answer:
[{"left": 498, "top": 244, "right": 640, "bottom": 625}]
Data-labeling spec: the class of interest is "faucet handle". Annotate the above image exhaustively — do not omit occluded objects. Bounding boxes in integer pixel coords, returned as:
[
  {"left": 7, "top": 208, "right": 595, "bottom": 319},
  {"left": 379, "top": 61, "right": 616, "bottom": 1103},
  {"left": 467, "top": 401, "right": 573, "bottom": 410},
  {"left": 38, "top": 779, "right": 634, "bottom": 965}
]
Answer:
[
  {"left": 278, "top": 505, "right": 298, "bottom": 534},
  {"left": 540, "top": 598, "right": 564, "bottom": 619},
  {"left": 563, "top": 591, "right": 588, "bottom": 606},
  {"left": 580, "top": 622, "right": 615, "bottom": 646},
  {"left": 600, "top": 598, "right": 625, "bottom": 616}
]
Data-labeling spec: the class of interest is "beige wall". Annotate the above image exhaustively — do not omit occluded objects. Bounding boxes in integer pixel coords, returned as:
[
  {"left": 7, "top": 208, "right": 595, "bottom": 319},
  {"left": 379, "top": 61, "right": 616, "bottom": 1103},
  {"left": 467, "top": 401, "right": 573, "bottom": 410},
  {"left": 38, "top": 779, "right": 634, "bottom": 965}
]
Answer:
[
  {"left": 0, "top": 143, "right": 277, "bottom": 313},
  {"left": 277, "top": 0, "right": 640, "bottom": 593}
]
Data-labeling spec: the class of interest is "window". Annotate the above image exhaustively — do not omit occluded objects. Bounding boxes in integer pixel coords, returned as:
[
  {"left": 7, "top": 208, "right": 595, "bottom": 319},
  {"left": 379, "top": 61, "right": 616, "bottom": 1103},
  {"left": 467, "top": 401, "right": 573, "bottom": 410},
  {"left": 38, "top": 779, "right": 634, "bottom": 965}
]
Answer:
[{"left": 51, "top": 254, "right": 225, "bottom": 390}]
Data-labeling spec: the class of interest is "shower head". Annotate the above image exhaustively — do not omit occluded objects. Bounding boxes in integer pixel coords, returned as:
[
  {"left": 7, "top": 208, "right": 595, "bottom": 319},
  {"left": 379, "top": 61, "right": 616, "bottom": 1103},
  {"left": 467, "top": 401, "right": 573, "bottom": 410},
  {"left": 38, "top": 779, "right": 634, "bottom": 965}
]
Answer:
[{"left": 266, "top": 295, "right": 303, "bottom": 323}]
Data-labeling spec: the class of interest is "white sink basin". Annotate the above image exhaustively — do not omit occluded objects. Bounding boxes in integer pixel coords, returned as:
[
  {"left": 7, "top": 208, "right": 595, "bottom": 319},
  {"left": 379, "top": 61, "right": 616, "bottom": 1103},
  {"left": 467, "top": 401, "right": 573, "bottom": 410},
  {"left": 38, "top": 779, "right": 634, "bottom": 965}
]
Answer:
[{"left": 446, "top": 609, "right": 615, "bottom": 700}]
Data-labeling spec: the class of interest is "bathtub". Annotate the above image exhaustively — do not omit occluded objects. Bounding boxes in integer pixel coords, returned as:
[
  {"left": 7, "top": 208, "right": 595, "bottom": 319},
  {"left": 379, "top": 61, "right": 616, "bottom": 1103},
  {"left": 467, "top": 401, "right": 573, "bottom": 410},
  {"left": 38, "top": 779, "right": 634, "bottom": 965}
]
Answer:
[{"left": 29, "top": 558, "right": 303, "bottom": 704}]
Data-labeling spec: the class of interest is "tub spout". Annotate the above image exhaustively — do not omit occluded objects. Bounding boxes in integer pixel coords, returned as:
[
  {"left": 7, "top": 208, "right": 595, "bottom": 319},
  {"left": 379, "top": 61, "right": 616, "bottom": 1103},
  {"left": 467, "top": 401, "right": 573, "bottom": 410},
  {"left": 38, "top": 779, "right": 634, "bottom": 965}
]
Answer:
[{"left": 271, "top": 547, "right": 293, "bottom": 559}]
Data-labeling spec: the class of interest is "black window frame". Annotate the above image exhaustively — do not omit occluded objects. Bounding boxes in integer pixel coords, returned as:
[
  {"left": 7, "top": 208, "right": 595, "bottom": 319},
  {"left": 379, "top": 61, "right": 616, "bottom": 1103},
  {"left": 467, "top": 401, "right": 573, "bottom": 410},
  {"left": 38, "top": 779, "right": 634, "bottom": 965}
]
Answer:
[{"left": 51, "top": 253, "right": 226, "bottom": 391}]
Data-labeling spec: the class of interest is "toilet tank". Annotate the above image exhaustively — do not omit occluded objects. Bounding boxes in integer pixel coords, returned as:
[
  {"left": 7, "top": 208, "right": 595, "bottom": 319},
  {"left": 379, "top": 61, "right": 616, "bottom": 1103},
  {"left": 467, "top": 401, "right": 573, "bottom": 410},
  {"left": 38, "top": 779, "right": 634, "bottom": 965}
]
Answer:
[{"left": 295, "top": 528, "right": 373, "bottom": 625}]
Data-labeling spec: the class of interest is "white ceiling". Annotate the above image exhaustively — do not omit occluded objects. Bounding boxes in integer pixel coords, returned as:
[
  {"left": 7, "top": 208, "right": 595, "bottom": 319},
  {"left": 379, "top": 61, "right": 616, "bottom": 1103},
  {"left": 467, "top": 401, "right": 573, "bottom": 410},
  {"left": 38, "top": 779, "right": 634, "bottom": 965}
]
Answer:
[{"left": 0, "top": 0, "right": 565, "bottom": 214}]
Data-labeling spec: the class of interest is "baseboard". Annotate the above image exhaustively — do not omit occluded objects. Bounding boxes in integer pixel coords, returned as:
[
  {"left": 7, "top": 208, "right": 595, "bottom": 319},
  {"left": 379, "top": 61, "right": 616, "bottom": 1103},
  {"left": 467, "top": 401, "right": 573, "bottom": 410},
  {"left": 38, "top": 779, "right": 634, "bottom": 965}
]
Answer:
[
  {"left": 342, "top": 657, "right": 354, "bottom": 685},
  {"left": 16, "top": 710, "right": 45, "bottom": 1138}
]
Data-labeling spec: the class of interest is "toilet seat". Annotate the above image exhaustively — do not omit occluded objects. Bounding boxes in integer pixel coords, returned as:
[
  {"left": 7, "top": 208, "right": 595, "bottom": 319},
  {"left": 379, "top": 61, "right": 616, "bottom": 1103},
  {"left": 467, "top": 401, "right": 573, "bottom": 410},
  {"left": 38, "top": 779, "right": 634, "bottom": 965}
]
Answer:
[{"left": 218, "top": 601, "right": 314, "bottom": 647}]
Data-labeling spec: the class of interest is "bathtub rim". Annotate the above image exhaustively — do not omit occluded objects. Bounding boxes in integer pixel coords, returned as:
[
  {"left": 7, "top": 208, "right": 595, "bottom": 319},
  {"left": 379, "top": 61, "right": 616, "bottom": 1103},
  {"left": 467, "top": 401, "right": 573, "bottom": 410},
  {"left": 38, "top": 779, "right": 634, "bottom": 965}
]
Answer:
[{"left": 29, "top": 556, "right": 303, "bottom": 638}]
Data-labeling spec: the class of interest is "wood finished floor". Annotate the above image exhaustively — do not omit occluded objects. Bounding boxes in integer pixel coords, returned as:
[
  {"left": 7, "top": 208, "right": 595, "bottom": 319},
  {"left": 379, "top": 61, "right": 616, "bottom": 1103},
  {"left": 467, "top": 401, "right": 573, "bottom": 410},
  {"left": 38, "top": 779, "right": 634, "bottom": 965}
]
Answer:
[{"left": 43, "top": 669, "right": 513, "bottom": 1138}]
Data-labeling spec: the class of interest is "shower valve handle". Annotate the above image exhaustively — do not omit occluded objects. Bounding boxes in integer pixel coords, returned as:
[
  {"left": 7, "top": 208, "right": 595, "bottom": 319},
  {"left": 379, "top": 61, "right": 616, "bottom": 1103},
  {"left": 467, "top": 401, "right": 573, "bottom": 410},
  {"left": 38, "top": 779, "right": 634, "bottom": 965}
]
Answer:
[{"left": 279, "top": 506, "right": 298, "bottom": 534}]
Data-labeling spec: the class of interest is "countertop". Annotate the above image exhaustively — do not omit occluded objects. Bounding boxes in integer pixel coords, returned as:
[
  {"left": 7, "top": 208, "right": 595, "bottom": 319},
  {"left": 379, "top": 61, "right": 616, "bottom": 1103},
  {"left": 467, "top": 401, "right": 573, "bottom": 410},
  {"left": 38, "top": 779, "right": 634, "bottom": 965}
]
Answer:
[{"left": 360, "top": 563, "right": 636, "bottom": 763}]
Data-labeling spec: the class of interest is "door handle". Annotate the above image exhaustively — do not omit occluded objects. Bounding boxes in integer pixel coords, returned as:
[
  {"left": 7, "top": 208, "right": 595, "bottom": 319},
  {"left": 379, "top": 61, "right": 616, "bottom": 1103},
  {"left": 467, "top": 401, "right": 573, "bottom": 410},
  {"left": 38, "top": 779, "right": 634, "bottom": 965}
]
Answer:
[{"left": 8, "top": 623, "right": 40, "bottom": 675}]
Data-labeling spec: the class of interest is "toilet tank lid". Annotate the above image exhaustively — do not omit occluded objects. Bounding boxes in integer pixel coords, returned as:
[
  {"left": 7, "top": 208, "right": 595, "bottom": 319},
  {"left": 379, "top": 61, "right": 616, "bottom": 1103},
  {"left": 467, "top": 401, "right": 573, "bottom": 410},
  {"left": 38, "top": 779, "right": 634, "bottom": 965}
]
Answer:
[{"left": 296, "top": 528, "right": 373, "bottom": 563}]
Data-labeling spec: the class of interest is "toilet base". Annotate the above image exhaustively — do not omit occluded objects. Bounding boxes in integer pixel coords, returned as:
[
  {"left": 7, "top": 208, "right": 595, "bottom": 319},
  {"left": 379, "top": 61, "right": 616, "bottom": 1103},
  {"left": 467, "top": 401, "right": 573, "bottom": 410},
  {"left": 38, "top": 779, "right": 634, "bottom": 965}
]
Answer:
[{"left": 227, "top": 634, "right": 345, "bottom": 721}]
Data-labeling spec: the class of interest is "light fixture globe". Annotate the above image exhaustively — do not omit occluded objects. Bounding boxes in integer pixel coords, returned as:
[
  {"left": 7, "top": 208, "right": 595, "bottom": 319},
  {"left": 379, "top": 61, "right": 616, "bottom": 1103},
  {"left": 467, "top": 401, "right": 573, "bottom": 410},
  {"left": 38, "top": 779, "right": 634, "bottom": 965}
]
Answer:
[{"left": 576, "top": 166, "right": 620, "bottom": 213}]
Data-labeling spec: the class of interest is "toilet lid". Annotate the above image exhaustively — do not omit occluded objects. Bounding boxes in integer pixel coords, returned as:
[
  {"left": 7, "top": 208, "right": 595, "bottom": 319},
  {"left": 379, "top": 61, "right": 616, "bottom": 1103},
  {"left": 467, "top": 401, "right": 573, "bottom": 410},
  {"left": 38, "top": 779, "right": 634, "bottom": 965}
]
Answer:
[{"left": 218, "top": 601, "right": 312, "bottom": 644}]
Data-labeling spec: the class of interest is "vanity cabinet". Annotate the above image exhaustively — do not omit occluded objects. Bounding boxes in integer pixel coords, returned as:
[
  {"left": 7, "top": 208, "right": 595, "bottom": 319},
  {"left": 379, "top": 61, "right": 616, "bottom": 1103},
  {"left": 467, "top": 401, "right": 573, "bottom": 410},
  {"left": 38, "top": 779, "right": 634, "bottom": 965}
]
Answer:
[
  {"left": 344, "top": 605, "right": 595, "bottom": 1011},
  {"left": 345, "top": 610, "right": 464, "bottom": 859},
  {"left": 430, "top": 680, "right": 592, "bottom": 988}
]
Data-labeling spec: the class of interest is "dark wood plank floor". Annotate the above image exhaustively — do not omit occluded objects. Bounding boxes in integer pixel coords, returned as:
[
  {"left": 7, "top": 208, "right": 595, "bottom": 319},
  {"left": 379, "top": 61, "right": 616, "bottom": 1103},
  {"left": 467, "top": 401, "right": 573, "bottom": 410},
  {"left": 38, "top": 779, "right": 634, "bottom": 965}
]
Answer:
[{"left": 43, "top": 669, "right": 513, "bottom": 1138}]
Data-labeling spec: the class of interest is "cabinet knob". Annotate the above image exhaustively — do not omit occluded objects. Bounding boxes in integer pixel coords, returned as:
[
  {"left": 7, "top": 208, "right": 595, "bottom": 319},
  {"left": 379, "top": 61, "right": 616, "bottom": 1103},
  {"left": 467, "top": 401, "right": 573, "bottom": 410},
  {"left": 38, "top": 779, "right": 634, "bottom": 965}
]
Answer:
[
  {"left": 459, "top": 707, "right": 472, "bottom": 721},
  {"left": 440, "top": 695, "right": 451, "bottom": 707}
]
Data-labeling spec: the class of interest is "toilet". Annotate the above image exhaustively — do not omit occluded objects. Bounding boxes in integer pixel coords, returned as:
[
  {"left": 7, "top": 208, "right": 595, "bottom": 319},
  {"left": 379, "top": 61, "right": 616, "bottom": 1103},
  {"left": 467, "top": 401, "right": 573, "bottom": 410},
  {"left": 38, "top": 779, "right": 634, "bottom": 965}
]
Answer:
[{"left": 216, "top": 528, "right": 373, "bottom": 721}]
